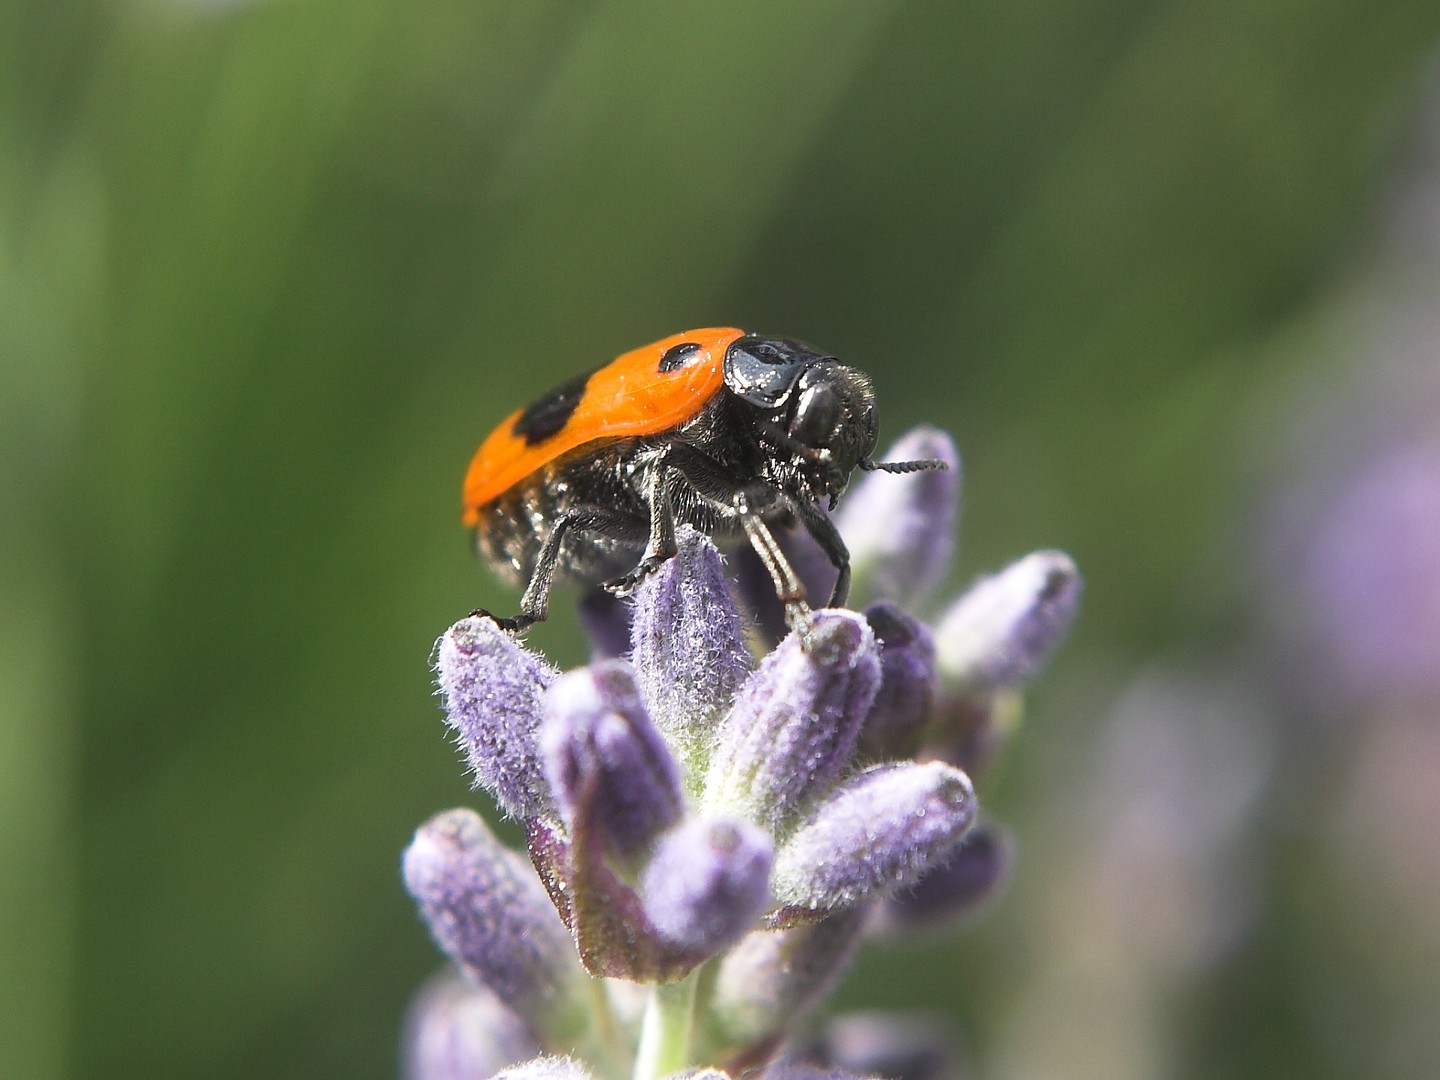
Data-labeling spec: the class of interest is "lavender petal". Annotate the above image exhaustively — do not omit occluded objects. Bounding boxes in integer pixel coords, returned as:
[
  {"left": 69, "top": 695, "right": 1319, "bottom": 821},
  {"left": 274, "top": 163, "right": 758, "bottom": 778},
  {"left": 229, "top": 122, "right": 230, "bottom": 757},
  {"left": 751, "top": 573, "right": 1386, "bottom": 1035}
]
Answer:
[
  {"left": 577, "top": 589, "right": 632, "bottom": 661},
  {"left": 631, "top": 526, "right": 751, "bottom": 769},
  {"left": 704, "top": 611, "right": 881, "bottom": 829},
  {"left": 858, "top": 602, "right": 937, "bottom": 761},
  {"left": 640, "top": 818, "right": 775, "bottom": 956},
  {"left": 402, "top": 976, "right": 538, "bottom": 1080},
  {"left": 541, "top": 660, "right": 683, "bottom": 862},
  {"left": 403, "top": 809, "right": 580, "bottom": 1025},
  {"left": 934, "top": 550, "right": 1081, "bottom": 695},
  {"left": 772, "top": 762, "right": 976, "bottom": 912},
  {"left": 436, "top": 616, "right": 557, "bottom": 819},
  {"left": 813, "top": 1010, "right": 962, "bottom": 1080},
  {"left": 879, "top": 824, "right": 1013, "bottom": 932},
  {"left": 711, "top": 908, "right": 869, "bottom": 1052}
]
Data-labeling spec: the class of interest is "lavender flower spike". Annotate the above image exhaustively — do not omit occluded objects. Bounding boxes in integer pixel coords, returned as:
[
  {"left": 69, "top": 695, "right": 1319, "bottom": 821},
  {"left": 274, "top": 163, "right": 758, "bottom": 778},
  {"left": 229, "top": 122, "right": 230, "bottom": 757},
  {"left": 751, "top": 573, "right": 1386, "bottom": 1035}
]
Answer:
[
  {"left": 640, "top": 817, "right": 775, "bottom": 956},
  {"left": 772, "top": 762, "right": 976, "bottom": 912},
  {"left": 437, "top": 616, "right": 558, "bottom": 819},
  {"left": 541, "top": 660, "right": 683, "bottom": 862},
  {"left": 836, "top": 426, "right": 959, "bottom": 609},
  {"left": 704, "top": 611, "right": 881, "bottom": 830},
  {"left": 934, "top": 550, "right": 1081, "bottom": 696},
  {"left": 631, "top": 526, "right": 751, "bottom": 769},
  {"left": 403, "top": 809, "right": 582, "bottom": 1028}
]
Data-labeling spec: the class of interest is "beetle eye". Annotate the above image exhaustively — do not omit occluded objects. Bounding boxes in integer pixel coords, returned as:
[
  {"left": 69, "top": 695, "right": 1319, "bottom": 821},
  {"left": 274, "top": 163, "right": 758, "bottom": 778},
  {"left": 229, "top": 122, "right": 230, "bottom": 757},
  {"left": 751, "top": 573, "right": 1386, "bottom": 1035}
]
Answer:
[{"left": 790, "top": 380, "right": 841, "bottom": 448}]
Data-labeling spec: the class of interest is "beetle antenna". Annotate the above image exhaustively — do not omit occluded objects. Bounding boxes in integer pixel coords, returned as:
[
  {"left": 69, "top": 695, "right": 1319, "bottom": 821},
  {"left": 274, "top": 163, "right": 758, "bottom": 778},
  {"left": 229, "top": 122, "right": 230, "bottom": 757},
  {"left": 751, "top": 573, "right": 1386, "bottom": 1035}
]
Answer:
[{"left": 859, "top": 457, "right": 948, "bottom": 474}]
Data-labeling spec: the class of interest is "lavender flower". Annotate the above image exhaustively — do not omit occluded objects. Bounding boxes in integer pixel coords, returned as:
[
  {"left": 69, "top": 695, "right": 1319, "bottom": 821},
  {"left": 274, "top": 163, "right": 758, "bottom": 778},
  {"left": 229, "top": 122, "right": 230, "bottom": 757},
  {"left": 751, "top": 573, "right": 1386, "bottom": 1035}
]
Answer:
[
  {"left": 402, "top": 809, "right": 582, "bottom": 1028},
  {"left": 703, "top": 611, "right": 881, "bottom": 830},
  {"left": 771, "top": 762, "right": 976, "bottom": 913},
  {"left": 857, "top": 603, "right": 937, "bottom": 761},
  {"left": 933, "top": 550, "right": 1081, "bottom": 696},
  {"left": 403, "top": 976, "right": 538, "bottom": 1080},
  {"left": 631, "top": 528, "right": 751, "bottom": 767},
  {"left": 541, "top": 662, "right": 683, "bottom": 863},
  {"left": 640, "top": 818, "right": 774, "bottom": 954},
  {"left": 437, "top": 617, "right": 557, "bottom": 819},
  {"left": 878, "top": 824, "right": 1014, "bottom": 932},
  {"left": 404, "top": 426, "right": 1079, "bottom": 1080}
]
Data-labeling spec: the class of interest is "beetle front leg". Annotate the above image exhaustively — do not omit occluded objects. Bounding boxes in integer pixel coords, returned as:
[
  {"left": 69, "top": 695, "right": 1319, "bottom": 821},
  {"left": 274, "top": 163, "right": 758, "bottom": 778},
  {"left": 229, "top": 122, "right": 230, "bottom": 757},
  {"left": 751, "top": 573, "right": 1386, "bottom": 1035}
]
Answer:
[{"left": 792, "top": 495, "right": 851, "bottom": 608}]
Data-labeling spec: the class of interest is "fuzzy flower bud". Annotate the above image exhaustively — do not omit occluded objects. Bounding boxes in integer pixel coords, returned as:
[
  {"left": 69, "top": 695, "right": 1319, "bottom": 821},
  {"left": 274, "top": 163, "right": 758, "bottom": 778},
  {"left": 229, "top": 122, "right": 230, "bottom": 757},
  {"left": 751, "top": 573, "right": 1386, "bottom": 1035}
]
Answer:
[
  {"left": 576, "top": 590, "right": 632, "bottom": 662},
  {"left": 880, "top": 824, "right": 1012, "bottom": 931},
  {"left": 934, "top": 550, "right": 1081, "bottom": 695},
  {"left": 403, "top": 809, "right": 580, "bottom": 1024},
  {"left": 631, "top": 527, "right": 751, "bottom": 765},
  {"left": 704, "top": 611, "right": 881, "bottom": 829},
  {"left": 403, "top": 977, "right": 537, "bottom": 1080},
  {"left": 858, "top": 603, "right": 936, "bottom": 761},
  {"left": 436, "top": 617, "right": 558, "bottom": 818},
  {"left": 814, "top": 1011, "right": 961, "bottom": 1080},
  {"left": 772, "top": 762, "right": 976, "bottom": 912},
  {"left": 541, "top": 661, "right": 683, "bottom": 861},
  {"left": 711, "top": 908, "right": 869, "bottom": 1051},
  {"left": 837, "top": 426, "right": 959, "bottom": 609},
  {"left": 640, "top": 818, "right": 775, "bottom": 955}
]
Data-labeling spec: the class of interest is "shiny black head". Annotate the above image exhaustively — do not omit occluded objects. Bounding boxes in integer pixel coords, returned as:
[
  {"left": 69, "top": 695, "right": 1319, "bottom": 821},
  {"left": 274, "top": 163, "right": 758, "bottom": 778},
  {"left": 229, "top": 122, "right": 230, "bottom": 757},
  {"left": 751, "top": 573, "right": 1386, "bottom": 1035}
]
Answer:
[{"left": 723, "top": 334, "right": 880, "bottom": 506}]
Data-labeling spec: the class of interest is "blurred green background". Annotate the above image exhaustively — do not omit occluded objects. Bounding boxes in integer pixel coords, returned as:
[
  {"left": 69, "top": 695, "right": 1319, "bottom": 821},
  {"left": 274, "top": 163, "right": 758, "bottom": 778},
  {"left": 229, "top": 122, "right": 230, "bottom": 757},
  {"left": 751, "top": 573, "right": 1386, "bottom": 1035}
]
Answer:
[{"left": 5, "top": 2, "right": 1440, "bottom": 1079}]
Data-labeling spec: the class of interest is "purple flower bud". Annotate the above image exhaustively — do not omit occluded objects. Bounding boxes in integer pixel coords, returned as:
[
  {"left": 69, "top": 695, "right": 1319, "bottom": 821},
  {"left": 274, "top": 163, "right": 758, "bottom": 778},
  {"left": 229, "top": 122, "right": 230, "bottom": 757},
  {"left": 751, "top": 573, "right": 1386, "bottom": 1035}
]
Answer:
[
  {"left": 858, "top": 603, "right": 936, "bottom": 761},
  {"left": 403, "top": 809, "right": 579, "bottom": 1023},
  {"left": 577, "top": 589, "right": 632, "bottom": 661},
  {"left": 772, "top": 762, "right": 976, "bottom": 911},
  {"left": 711, "top": 908, "right": 869, "bottom": 1050},
  {"left": 541, "top": 661, "right": 683, "bottom": 861},
  {"left": 705, "top": 611, "right": 881, "bottom": 829},
  {"left": 640, "top": 818, "right": 775, "bottom": 955},
  {"left": 880, "top": 824, "right": 1012, "bottom": 931},
  {"left": 836, "top": 426, "right": 959, "bottom": 609},
  {"left": 815, "top": 1010, "right": 962, "bottom": 1080},
  {"left": 631, "top": 527, "right": 751, "bottom": 763},
  {"left": 493, "top": 1057, "right": 594, "bottom": 1080},
  {"left": 436, "top": 617, "right": 557, "bottom": 819},
  {"left": 934, "top": 550, "right": 1080, "bottom": 694},
  {"left": 402, "top": 976, "right": 537, "bottom": 1080}
]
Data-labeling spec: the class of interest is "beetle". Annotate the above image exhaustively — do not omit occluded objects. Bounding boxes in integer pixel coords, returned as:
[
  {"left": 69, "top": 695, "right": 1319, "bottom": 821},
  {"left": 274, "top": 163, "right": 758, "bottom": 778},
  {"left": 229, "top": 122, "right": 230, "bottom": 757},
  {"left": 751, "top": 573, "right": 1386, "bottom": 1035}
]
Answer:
[{"left": 462, "top": 327, "right": 944, "bottom": 632}]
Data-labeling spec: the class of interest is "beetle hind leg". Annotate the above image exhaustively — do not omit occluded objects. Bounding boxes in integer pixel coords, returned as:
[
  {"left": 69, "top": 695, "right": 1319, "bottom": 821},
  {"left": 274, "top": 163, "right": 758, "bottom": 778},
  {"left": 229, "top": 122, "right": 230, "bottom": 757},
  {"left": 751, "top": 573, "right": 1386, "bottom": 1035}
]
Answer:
[{"left": 482, "top": 505, "right": 645, "bottom": 632}]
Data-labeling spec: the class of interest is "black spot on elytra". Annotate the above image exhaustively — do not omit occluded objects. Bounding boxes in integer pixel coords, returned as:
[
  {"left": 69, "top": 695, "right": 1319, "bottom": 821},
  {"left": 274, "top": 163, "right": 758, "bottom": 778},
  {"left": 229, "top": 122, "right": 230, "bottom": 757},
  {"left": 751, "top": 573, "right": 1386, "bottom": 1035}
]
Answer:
[
  {"left": 658, "top": 341, "right": 703, "bottom": 372},
  {"left": 512, "top": 368, "right": 594, "bottom": 446}
]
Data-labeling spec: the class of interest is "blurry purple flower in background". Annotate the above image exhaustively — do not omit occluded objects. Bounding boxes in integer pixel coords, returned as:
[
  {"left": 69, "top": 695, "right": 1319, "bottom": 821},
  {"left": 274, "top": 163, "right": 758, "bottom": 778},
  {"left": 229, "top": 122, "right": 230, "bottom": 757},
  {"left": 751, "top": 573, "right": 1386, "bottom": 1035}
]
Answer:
[
  {"left": 402, "top": 427, "right": 1079, "bottom": 1080},
  {"left": 1293, "top": 436, "right": 1440, "bottom": 703}
]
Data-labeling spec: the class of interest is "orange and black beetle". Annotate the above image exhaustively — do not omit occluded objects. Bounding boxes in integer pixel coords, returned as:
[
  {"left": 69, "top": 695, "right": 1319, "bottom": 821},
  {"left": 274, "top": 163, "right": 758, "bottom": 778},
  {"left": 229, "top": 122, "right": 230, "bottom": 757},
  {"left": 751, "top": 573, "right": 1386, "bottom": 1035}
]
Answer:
[{"left": 462, "top": 327, "right": 943, "bottom": 631}]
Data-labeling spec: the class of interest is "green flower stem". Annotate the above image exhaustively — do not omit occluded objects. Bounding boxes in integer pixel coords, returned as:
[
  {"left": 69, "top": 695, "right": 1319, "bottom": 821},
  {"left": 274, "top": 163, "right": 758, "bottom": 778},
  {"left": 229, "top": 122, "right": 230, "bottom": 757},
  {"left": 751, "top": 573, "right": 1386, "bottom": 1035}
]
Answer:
[{"left": 632, "top": 971, "right": 699, "bottom": 1080}]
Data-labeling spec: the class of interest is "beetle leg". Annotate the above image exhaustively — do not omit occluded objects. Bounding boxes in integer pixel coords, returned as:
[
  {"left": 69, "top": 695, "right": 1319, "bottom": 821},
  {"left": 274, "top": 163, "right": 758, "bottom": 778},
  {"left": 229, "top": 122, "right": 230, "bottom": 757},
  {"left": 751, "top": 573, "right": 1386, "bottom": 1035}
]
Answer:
[
  {"left": 484, "top": 506, "right": 642, "bottom": 631},
  {"left": 791, "top": 495, "right": 851, "bottom": 607},
  {"left": 734, "top": 489, "right": 813, "bottom": 636},
  {"left": 602, "top": 464, "right": 679, "bottom": 597}
]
